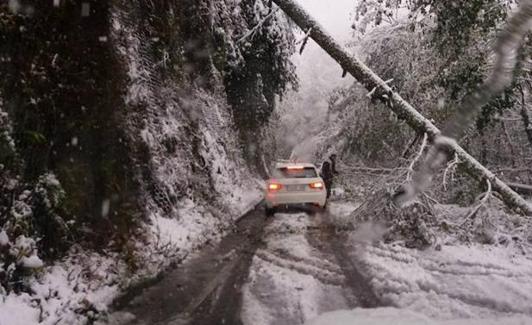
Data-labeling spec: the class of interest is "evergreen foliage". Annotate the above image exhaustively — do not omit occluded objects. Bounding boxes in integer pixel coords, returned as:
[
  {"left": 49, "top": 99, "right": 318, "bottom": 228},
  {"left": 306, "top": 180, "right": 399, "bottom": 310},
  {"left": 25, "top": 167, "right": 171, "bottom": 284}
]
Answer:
[{"left": 0, "top": 0, "right": 296, "bottom": 294}]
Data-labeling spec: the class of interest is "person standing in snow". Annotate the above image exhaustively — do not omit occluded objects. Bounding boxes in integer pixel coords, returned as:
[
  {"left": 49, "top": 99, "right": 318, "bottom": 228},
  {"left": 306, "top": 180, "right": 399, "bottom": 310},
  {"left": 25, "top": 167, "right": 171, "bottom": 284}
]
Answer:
[
  {"left": 320, "top": 154, "right": 338, "bottom": 199},
  {"left": 321, "top": 160, "right": 332, "bottom": 199}
]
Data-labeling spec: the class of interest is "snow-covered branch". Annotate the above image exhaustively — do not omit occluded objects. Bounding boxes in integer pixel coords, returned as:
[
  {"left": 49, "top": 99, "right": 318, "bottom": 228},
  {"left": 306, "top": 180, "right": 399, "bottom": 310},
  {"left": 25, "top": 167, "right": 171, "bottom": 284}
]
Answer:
[{"left": 237, "top": 7, "right": 280, "bottom": 44}]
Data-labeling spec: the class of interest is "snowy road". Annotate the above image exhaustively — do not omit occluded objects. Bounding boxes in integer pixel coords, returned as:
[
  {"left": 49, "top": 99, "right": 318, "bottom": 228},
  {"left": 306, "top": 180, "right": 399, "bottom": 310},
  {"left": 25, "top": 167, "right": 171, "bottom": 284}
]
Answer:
[
  {"left": 105, "top": 202, "right": 532, "bottom": 325},
  {"left": 106, "top": 204, "right": 380, "bottom": 325},
  {"left": 107, "top": 208, "right": 268, "bottom": 325},
  {"left": 240, "top": 210, "right": 381, "bottom": 324}
]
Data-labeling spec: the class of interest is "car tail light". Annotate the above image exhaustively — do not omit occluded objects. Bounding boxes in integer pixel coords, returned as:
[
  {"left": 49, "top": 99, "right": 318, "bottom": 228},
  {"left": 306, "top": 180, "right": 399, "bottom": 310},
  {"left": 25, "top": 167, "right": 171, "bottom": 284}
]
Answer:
[
  {"left": 309, "top": 182, "right": 324, "bottom": 189},
  {"left": 286, "top": 166, "right": 304, "bottom": 170},
  {"left": 268, "top": 183, "right": 282, "bottom": 191}
]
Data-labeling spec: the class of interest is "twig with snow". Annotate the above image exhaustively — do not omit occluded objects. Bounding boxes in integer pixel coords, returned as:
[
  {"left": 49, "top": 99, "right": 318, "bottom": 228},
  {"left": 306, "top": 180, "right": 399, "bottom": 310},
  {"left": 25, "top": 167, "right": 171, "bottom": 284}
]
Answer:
[
  {"left": 237, "top": 8, "right": 280, "bottom": 44},
  {"left": 366, "top": 86, "right": 377, "bottom": 98},
  {"left": 366, "top": 79, "right": 392, "bottom": 98}
]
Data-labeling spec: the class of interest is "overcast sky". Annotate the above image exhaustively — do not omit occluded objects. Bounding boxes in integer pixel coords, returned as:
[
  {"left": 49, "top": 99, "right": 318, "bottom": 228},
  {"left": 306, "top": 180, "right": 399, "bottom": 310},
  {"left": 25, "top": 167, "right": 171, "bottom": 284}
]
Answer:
[
  {"left": 290, "top": 0, "right": 355, "bottom": 89},
  {"left": 295, "top": 0, "right": 354, "bottom": 41},
  {"left": 281, "top": 0, "right": 355, "bottom": 148}
]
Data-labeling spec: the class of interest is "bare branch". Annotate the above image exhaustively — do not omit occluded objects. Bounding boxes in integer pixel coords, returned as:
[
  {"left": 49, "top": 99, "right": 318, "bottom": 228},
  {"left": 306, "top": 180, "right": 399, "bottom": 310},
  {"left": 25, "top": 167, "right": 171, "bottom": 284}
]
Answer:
[
  {"left": 402, "top": 134, "right": 421, "bottom": 158},
  {"left": 461, "top": 179, "right": 492, "bottom": 226},
  {"left": 298, "top": 27, "right": 313, "bottom": 54},
  {"left": 442, "top": 153, "right": 459, "bottom": 191},
  {"left": 342, "top": 69, "right": 347, "bottom": 78},
  {"left": 407, "top": 133, "right": 427, "bottom": 182}
]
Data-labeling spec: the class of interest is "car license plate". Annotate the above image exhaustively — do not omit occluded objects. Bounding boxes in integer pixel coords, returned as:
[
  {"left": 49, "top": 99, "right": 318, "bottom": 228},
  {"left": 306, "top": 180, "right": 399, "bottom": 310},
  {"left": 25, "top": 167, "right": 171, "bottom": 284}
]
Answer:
[{"left": 286, "top": 184, "right": 305, "bottom": 191}]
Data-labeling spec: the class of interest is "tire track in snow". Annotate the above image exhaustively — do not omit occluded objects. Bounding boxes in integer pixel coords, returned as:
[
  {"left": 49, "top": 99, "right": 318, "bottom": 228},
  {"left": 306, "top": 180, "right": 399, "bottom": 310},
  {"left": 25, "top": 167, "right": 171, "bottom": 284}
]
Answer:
[
  {"left": 366, "top": 244, "right": 532, "bottom": 278},
  {"left": 306, "top": 211, "right": 383, "bottom": 308},
  {"left": 254, "top": 249, "right": 344, "bottom": 286},
  {"left": 107, "top": 207, "right": 270, "bottom": 325},
  {"left": 356, "top": 241, "right": 532, "bottom": 318},
  {"left": 240, "top": 212, "right": 351, "bottom": 325},
  {"left": 266, "top": 246, "right": 343, "bottom": 274}
]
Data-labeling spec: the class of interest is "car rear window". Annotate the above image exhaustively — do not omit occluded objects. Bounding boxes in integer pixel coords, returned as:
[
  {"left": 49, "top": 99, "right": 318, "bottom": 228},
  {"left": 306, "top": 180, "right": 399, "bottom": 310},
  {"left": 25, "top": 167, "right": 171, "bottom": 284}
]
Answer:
[{"left": 275, "top": 167, "right": 317, "bottom": 178}]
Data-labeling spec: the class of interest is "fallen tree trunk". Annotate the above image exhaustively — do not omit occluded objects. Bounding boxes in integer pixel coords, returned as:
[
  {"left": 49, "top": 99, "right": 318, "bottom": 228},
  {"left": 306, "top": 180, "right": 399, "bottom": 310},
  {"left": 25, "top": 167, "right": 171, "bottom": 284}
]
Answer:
[
  {"left": 272, "top": 0, "right": 532, "bottom": 215},
  {"left": 508, "top": 183, "right": 532, "bottom": 196}
]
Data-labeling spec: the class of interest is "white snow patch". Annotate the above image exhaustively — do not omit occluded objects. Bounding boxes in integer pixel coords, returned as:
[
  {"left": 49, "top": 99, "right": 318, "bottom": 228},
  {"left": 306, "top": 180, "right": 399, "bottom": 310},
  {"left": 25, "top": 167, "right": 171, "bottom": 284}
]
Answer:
[
  {"left": 148, "top": 199, "right": 221, "bottom": 254},
  {"left": 351, "top": 240, "right": 532, "bottom": 320},
  {"left": 19, "top": 254, "right": 44, "bottom": 269},
  {"left": 1, "top": 251, "right": 125, "bottom": 325},
  {"left": 0, "top": 293, "right": 39, "bottom": 325},
  {"left": 0, "top": 230, "right": 9, "bottom": 246},
  {"left": 307, "top": 307, "right": 532, "bottom": 325},
  {"left": 326, "top": 201, "right": 360, "bottom": 228}
]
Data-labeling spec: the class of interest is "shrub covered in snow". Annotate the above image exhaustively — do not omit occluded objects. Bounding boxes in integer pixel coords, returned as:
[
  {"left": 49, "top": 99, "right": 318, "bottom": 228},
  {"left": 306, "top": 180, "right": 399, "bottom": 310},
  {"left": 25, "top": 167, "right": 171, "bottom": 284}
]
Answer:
[{"left": 0, "top": 172, "right": 67, "bottom": 294}]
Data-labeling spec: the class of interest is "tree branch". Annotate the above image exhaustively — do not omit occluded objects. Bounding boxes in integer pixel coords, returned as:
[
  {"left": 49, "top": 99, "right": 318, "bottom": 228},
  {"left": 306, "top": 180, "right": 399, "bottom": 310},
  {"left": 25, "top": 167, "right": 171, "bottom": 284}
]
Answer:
[
  {"left": 461, "top": 179, "right": 492, "bottom": 226},
  {"left": 271, "top": 0, "right": 532, "bottom": 215},
  {"left": 443, "top": 153, "right": 459, "bottom": 191},
  {"left": 298, "top": 27, "right": 313, "bottom": 54},
  {"left": 407, "top": 133, "right": 427, "bottom": 181}
]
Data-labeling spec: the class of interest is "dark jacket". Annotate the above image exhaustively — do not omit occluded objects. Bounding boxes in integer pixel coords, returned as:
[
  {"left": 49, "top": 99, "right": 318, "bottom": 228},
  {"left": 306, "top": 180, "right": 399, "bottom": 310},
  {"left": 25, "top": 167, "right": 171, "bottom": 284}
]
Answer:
[{"left": 321, "top": 161, "right": 333, "bottom": 181}]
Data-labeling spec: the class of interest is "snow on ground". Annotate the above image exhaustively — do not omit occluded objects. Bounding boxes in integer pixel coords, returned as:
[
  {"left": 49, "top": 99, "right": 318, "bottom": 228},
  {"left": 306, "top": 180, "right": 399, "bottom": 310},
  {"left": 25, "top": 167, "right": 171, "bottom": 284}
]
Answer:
[
  {"left": 307, "top": 307, "right": 532, "bottom": 325},
  {"left": 327, "top": 199, "right": 359, "bottom": 228},
  {"left": 314, "top": 201, "right": 532, "bottom": 324},
  {"left": 0, "top": 251, "right": 124, "bottom": 325},
  {"left": 355, "top": 243, "right": 532, "bottom": 319},
  {"left": 0, "top": 187, "right": 262, "bottom": 325},
  {"left": 147, "top": 183, "right": 262, "bottom": 270},
  {"left": 241, "top": 212, "right": 349, "bottom": 325},
  {"left": 1, "top": 188, "right": 262, "bottom": 325}
]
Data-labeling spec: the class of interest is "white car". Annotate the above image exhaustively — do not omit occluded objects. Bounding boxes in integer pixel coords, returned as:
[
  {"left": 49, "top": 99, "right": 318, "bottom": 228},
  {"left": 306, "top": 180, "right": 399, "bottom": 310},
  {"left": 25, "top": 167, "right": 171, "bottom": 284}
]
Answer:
[{"left": 264, "top": 162, "right": 327, "bottom": 215}]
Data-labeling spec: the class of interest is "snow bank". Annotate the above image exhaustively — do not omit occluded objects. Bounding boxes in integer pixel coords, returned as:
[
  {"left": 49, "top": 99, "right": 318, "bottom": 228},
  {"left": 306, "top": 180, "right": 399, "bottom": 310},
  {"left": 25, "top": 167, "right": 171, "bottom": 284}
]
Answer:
[
  {"left": 307, "top": 307, "right": 532, "bottom": 325},
  {"left": 322, "top": 200, "right": 532, "bottom": 323},
  {"left": 0, "top": 251, "right": 124, "bottom": 325},
  {"left": 0, "top": 293, "right": 39, "bottom": 325},
  {"left": 0, "top": 187, "right": 262, "bottom": 325},
  {"left": 350, "top": 239, "right": 532, "bottom": 321}
]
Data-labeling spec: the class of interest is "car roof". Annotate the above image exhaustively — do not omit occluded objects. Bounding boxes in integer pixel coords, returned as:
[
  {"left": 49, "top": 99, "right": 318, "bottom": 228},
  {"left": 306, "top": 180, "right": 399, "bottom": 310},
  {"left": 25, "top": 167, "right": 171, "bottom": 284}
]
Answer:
[{"left": 274, "top": 162, "right": 316, "bottom": 169}]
